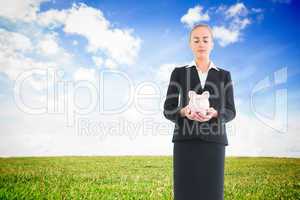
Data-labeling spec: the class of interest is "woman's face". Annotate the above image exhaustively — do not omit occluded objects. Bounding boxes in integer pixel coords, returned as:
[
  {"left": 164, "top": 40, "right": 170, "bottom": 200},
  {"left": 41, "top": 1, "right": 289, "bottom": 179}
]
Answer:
[{"left": 189, "top": 27, "right": 214, "bottom": 59}]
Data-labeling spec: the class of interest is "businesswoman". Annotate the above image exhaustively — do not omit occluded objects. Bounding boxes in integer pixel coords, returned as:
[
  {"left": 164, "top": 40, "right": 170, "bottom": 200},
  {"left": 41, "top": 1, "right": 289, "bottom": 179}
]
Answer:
[{"left": 163, "top": 24, "right": 236, "bottom": 200}]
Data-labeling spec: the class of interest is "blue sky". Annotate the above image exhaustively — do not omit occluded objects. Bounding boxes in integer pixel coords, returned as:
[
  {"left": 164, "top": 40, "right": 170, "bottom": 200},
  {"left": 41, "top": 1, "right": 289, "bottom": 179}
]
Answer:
[{"left": 0, "top": 0, "right": 299, "bottom": 157}]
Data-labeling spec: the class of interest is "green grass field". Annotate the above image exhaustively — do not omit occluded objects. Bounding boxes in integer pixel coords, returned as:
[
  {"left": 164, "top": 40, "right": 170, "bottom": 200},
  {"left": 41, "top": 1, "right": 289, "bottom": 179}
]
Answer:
[{"left": 0, "top": 156, "right": 299, "bottom": 199}]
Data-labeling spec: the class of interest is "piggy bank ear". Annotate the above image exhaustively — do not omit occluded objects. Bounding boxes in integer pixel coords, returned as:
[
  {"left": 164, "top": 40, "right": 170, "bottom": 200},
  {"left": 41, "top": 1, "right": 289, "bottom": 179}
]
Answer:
[
  {"left": 202, "top": 91, "right": 210, "bottom": 98},
  {"left": 188, "top": 90, "right": 196, "bottom": 98}
]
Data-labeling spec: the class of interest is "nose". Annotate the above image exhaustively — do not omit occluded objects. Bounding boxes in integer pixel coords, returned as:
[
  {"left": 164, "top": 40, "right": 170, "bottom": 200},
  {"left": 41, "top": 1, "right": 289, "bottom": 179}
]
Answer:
[{"left": 198, "top": 40, "right": 205, "bottom": 47}]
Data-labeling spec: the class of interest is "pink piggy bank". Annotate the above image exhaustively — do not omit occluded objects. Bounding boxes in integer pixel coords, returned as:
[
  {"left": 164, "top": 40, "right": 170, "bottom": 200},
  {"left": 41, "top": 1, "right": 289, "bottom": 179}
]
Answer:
[{"left": 188, "top": 90, "right": 210, "bottom": 116}]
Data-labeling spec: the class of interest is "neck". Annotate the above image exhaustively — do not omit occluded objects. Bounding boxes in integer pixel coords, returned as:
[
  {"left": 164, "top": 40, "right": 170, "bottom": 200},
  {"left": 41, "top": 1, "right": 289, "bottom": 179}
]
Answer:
[{"left": 195, "top": 57, "right": 210, "bottom": 72}]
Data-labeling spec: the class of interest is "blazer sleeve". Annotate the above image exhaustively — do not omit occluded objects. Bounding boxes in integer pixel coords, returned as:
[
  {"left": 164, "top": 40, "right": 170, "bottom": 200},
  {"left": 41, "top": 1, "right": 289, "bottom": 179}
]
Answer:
[
  {"left": 219, "top": 71, "right": 236, "bottom": 123},
  {"left": 163, "top": 68, "right": 182, "bottom": 124}
]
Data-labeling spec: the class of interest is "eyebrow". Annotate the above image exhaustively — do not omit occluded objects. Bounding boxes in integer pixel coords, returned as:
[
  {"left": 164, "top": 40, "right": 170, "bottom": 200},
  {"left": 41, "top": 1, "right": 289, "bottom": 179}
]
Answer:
[{"left": 192, "top": 36, "right": 209, "bottom": 39}]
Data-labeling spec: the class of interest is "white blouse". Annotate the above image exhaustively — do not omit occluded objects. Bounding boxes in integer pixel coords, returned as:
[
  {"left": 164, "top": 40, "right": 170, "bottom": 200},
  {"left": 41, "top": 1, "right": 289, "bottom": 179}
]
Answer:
[
  {"left": 197, "top": 70, "right": 209, "bottom": 89},
  {"left": 186, "top": 60, "right": 220, "bottom": 89}
]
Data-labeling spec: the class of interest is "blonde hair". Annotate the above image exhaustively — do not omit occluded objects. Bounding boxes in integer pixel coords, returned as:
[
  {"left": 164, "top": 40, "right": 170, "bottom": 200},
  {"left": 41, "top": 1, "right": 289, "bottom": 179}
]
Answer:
[{"left": 189, "top": 23, "right": 214, "bottom": 42}]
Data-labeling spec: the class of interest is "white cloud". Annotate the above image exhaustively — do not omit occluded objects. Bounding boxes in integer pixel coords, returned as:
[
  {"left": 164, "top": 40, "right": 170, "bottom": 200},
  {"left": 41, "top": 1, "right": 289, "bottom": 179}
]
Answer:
[
  {"left": 0, "top": 29, "right": 54, "bottom": 80},
  {"left": 181, "top": 5, "right": 210, "bottom": 28},
  {"left": 36, "top": 33, "right": 60, "bottom": 55},
  {"left": 0, "top": 28, "right": 75, "bottom": 95},
  {"left": 212, "top": 26, "right": 239, "bottom": 47},
  {"left": 0, "top": 28, "right": 74, "bottom": 89},
  {"left": 0, "top": 0, "right": 48, "bottom": 22},
  {"left": 104, "top": 59, "right": 117, "bottom": 69},
  {"left": 226, "top": 112, "right": 300, "bottom": 158},
  {"left": 37, "top": 3, "right": 141, "bottom": 67},
  {"left": 37, "top": 8, "right": 68, "bottom": 28},
  {"left": 180, "top": 3, "right": 259, "bottom": 47},
  {"left": 232, "top": 18, "right": 251, "bottom": 29},
  {"left": 35, "top": 33, "right": 74, "bottom": 69},
  {"left": 251, "top": 8, "right": 263, "bottom": 13},
  {"left": 73, "top": 67, "right": 96, "bottom": 81},
  {"left": 156, "top": 63, "right": 177, "bottom": 83},
  {"left": 213, "top": 3, "right": 252, "bottom": 47},
  {"left": 122, "top": 106, "right": 144, "bottom": 122},
  {"left": 92, "top": 56, "right": 103, "bottom": 68},
  {"left": 0, "top": 29, "right": 33, "bottom": 53},
  {"left": 0, "top": 0, "right": 142, "bottom": 70},
  {"left": 0, "top": 95, "right": 299, "bottom": 157},
  {"left": 225, "top": 2, "right": 248, "bottom": 18}
]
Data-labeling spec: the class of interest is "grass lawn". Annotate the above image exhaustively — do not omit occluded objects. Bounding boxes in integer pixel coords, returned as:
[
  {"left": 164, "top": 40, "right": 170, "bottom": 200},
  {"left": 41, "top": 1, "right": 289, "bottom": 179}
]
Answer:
[{"left": 0, "top": 156, "right": 299, "bottom": 199}]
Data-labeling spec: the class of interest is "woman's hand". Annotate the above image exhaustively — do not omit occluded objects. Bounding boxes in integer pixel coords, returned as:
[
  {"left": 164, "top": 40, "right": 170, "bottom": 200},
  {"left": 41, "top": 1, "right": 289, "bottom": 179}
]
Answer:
[
  {"left": 180, "top": 106, "right": 212, "bottom": 122},
  {"left": 207, "top": 107, "right": 218, "bottom": 118}
]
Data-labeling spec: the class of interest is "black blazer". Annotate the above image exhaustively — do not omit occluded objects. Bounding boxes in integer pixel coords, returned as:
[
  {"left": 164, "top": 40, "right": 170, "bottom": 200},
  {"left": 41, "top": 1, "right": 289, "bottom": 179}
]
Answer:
[{"left": 163, "top": 64, "right": 236, "bottom": 146}]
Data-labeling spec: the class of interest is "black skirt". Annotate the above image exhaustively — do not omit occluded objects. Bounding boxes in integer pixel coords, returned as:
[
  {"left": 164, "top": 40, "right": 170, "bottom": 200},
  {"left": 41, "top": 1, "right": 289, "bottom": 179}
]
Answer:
[{"left": 173, "top": 139, "right": 225, "bottom": 200}]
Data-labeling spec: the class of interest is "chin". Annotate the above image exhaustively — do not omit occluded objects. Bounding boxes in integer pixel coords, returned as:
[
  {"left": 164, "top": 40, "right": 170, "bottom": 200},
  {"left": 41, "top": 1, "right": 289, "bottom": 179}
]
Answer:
[{"left": 195, "top": 53, "right": 209, "bottom": 59}]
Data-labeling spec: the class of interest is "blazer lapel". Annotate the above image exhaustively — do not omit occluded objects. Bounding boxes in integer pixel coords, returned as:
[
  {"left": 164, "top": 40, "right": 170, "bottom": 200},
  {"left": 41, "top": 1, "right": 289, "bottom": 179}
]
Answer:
[
  {"left": 186, "top": 65, "right": 220, "bottom": 94},
  {"left": 190, "top": 66, "right": 219, "bottom": 94},
  {"left": 203, "top": 69, "right": 216, "bottom": 91},
  {"left": 190, "top": 66, "right": 203, "bottom": 93}
]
